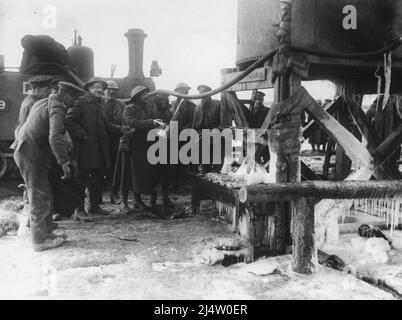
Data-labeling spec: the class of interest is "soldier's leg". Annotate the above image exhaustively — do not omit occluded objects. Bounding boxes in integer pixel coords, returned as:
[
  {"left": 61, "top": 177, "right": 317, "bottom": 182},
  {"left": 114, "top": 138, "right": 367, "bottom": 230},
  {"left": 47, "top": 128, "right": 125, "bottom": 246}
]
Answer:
[
  {"left": 72, "top": 168, "right": 94, "bottom": 222},
  {"left": 120, "top": 152, "right": 130, "bottom": 211},
  {"left": 109, "top": 147, "right": 119, "bottom": 202},
  {"left": 14, "top": 152, "right": 52, "bottom": 244},
  {"left": 88, "top": 169, "right": 108, "bottom": 214},
  {"left": 76, "top": 168, "right": 91, "bottom": 211}
]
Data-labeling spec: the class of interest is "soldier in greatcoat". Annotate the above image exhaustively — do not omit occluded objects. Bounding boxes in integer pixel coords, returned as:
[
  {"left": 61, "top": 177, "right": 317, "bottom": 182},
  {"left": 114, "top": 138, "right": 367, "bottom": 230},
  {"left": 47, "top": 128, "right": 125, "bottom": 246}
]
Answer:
[
  {"left": 102, "top": 80, "right": 126, "bottom": 203},
  {"left": 11, "top": 82, "right": 85, "bottom": 251},
  {"left": 123, "top": 86, "right": 164, "bottom": 215},
  {"left": 169, "top": 82, "right": 196, "bottom": 191},
  {"left": 192, "top": 85, "right": 222, "bottom": 172},
  {"left": 65, "top": 78, "right": 130, "bottom": 220},
  {"left": 14, "top": 75, "right": 53, "bottom": 139}
]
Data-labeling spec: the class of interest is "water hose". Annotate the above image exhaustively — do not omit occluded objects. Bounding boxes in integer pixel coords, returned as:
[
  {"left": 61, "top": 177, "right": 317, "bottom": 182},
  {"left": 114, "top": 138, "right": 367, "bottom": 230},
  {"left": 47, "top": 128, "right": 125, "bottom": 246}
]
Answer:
[
  {"left": 146, "top": 37, "right": 402, "bottom": 100},
  {"left": 291, "top": 37, "right": 402, "bottom": 60},
  {"left": 147, "top": 49, "right": 278, "bottom": 100}
]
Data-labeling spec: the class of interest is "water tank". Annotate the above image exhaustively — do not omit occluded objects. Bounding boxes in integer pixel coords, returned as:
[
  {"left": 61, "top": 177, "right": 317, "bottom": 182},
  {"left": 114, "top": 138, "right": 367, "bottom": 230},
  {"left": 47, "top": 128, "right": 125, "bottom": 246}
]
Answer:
[
  {"left": 67, "top": 36, "right": 94, "bottom": 82},
  {"left": 237, "top": 0, "right": 402, "bottom": 72}
]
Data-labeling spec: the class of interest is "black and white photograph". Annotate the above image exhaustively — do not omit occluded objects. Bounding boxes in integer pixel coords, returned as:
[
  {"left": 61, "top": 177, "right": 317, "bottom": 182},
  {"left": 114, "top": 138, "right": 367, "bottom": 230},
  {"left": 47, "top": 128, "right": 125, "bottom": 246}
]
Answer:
[{"left": 1, "top": 0, "right": 402, "bottom": 304}]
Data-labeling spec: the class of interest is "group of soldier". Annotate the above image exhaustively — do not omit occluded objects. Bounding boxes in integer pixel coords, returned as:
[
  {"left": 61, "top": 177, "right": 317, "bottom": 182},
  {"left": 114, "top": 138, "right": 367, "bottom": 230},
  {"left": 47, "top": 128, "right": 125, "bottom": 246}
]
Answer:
[{"left": 12, "top": 75, "right": 269, "bottom": 252}]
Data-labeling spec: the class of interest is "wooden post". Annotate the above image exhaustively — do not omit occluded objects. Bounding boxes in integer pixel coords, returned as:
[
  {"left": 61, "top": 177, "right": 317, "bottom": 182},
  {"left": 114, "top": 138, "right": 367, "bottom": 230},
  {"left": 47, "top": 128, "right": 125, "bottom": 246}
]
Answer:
[
  {"left": 266, "top": 0, "right": 296, "bottom": 255},
  {"left": 292, "top": 198, "right": 318, "bottom": 274}
]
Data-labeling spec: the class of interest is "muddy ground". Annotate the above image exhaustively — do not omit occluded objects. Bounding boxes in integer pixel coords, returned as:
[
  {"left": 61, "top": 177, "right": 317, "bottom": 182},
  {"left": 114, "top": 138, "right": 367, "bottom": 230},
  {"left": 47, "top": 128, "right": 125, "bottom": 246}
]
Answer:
[{"left": 0, "top": 177, "right": 398, "bottom": 300}]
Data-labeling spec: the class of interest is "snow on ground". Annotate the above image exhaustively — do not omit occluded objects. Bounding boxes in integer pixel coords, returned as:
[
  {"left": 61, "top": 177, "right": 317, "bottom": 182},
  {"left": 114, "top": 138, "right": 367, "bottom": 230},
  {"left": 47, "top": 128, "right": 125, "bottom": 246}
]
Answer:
[
  {"left": 0, "top": 177, "right": 399, "bottom": 299},
  {"left": 0, "top": 194, "right": 396, "bottom": 300}
]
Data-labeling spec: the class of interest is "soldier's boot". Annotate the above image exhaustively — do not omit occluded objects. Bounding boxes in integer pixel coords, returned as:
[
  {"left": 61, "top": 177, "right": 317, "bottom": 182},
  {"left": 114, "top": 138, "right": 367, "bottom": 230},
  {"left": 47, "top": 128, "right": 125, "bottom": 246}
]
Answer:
[
  {"left": 163, "top": 193, "right": 174, "bottom": 208},
  {"left": 149, "top": 192, "right": 157, "bottom": 212},
  {"left": 161, "top": 190, "right": 174, "bottom": 216},
  {"left": 88, "top": 206, "right": 110, "bottom": 216},
  {"left": 73, "top": 208, "right": 94, "bottom": 222},
  {"left": 134, "top": 193, "right": 148, "bottom": 211},
  {"left": 148, "top": 192, "right": 166, "bottom": 219},
  {"left": 33, "top": 237, "right": 64, "bottom": 252},
  {"left": 48, "top": 232, "right": 68, "bottom": 240},
  {"left": 52, "top": 213, "right": 62, "bottom": 221},
  {"left": 119, "top": 189, "right": 131, "bottom": 214},
  {"left": 119, "top": 204, "right": 131, "bottom": 215},
  {"left": 110, "top": 187, "right": 119, "bottom": 204},
  {"left": 88, "top": 187, "right": 109, "bottom": 216}
]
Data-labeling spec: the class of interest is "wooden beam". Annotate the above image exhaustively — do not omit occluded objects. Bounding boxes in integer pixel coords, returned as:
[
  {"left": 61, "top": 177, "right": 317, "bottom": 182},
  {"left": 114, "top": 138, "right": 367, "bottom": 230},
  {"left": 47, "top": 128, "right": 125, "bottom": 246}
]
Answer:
[
  {"left": 240, "top": 179, "right": 402, "bottom": 203},
  {"left": 302, "top": 98, "right": 342, "bottom": 139},
  {"left": 345, "top": 99, "right": 378, "bottom": 153},
  {"left": 301, "top": 160, "right": 321, "bottom": 181},
  {"left": 221, "top": 92, "right": 249, "bottom": 127},
  {"left": 335, "top": 102, "right": 352, "bottom": 180},
  {"left": 372, "top": 124, "right": 402, "bottom": 164},
  {"left": 302, "top": 88, "right": 373, "bottom": 170}
]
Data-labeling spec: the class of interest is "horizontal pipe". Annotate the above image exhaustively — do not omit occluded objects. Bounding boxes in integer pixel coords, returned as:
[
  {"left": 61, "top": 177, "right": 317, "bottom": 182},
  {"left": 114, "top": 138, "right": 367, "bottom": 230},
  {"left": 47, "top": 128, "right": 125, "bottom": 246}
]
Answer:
[{"left": 239, "top": 180, "right": 402, "bottom": 203}]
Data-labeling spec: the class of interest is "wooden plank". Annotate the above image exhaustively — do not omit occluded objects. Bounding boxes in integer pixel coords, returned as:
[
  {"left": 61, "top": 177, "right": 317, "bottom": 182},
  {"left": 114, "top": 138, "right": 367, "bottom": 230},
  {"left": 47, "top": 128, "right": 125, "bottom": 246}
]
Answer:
[{"left": 221, "top": 67, "right": 274, "bottom": 92}]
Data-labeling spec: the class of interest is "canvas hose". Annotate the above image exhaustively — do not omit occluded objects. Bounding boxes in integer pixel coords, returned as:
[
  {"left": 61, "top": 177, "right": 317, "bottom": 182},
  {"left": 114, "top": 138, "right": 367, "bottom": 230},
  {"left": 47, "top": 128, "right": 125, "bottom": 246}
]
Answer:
[
  {"left": 147, "top": 49, "right": 278, "bottom": 100},
  {"left": 291, "top": 37, "right": 402, "bottom": 60},
  {"left": 147, "top": 37, "right": 402, "bottom": 101}
]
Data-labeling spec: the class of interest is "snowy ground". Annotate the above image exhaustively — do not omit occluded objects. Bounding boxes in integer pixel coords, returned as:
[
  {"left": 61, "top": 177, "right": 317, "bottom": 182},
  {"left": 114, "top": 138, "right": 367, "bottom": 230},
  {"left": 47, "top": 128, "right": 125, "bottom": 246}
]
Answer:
[{"left": 0, "top": 179, "right": 399, "bottom": 300}]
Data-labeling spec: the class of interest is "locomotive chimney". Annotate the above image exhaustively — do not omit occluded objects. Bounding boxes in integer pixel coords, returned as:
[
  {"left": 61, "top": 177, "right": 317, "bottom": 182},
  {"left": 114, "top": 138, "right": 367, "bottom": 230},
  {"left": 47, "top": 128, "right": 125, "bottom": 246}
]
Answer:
[{"left": 125, "top": 28, "right": 147, "bottom": 79}]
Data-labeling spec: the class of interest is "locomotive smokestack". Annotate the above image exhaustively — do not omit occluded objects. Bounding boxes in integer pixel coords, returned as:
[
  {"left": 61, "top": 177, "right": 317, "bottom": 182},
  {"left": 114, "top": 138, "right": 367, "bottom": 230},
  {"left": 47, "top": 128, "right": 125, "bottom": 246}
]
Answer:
[{"left": 125, "top": 28, "right": 147, "bottom": 79}]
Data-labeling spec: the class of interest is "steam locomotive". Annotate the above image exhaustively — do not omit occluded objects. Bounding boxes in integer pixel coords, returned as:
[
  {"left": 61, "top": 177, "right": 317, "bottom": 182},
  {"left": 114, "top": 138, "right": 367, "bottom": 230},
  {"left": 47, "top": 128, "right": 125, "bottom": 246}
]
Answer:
[{"left": 0, "top": 28, "right": 157, "bottom": 179}]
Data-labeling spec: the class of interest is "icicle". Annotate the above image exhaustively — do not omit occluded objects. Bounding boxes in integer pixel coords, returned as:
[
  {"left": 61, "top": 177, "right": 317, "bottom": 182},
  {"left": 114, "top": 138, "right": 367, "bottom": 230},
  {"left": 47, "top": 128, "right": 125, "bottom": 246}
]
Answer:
[
  {"left": 386, "top": 198, "right": 389, "bottom": 228},
  {"left": 390, "top": 198, "right": 395, "bottom": 237},
  {"left": 365, "top": 199, "right": 368, "bottom": 215},
  {"left": 382, "top": 52, "right": 392, "bottom": 110}
]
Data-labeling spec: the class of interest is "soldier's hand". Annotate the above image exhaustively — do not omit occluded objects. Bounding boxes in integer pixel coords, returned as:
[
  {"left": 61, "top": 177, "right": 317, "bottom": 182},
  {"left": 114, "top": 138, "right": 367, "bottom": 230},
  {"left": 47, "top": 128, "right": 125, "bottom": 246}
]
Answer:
[{"left": 61, "top": 162, "right": 72, "bottom": 180}]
